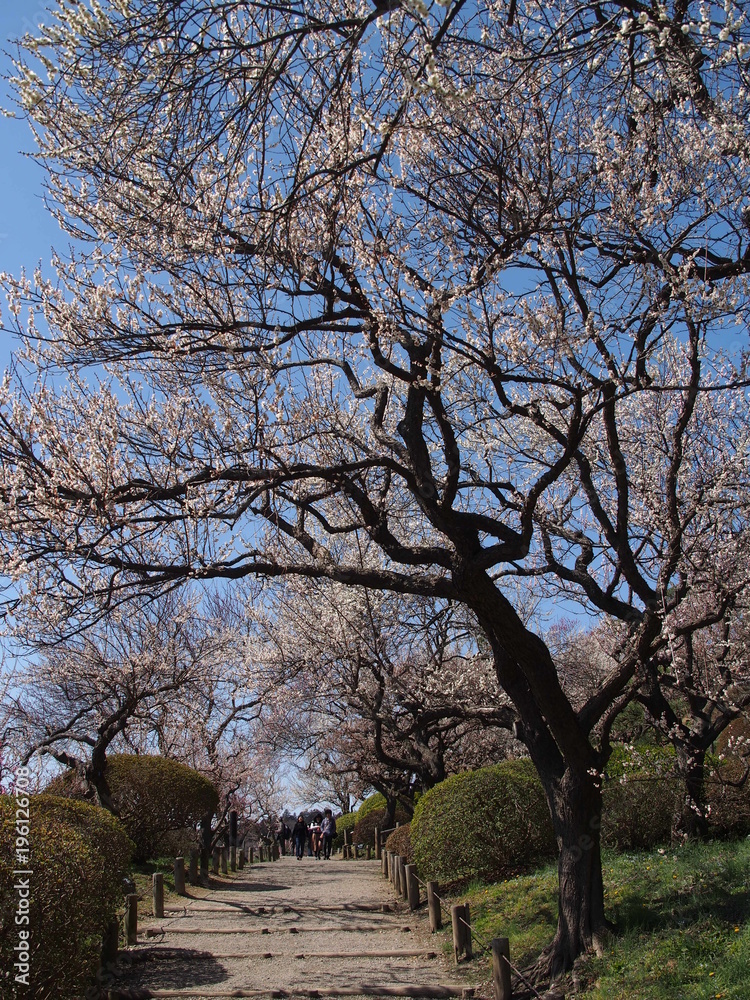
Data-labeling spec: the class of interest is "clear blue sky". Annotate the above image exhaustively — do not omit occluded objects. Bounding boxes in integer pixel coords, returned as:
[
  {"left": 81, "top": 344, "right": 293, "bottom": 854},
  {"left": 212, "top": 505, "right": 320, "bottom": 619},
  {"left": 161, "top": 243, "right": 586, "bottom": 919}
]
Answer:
[{"left": 0, "top": 3, "right": 65, "bottom": 366}]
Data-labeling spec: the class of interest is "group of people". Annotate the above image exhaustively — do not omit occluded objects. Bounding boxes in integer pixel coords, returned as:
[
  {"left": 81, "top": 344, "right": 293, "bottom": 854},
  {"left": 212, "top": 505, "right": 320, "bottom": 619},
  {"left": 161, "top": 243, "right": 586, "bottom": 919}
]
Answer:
[{"left": 275, "top": 809, "right": 337, "bottom": 860}]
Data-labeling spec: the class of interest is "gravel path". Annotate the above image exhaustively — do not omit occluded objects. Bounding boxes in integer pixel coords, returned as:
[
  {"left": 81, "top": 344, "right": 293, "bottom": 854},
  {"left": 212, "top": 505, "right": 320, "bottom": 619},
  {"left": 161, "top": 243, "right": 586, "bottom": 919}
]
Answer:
[{"left": 107, "top": 855, "right": 477, "bottom": 999}]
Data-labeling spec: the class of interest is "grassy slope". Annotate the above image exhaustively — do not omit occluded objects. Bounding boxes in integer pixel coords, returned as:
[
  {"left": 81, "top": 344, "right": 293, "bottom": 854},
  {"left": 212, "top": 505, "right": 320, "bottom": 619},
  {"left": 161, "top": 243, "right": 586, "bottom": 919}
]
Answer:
[{"left": 445, "top": 838, "right": 750, "bottom": 999}]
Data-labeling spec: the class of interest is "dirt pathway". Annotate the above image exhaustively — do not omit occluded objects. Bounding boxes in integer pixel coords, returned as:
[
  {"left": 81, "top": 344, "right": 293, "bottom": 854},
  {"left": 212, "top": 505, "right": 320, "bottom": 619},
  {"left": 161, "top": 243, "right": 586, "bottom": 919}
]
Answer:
[{"left": 107, "top": 855, "right": 477, "bottom": 999}]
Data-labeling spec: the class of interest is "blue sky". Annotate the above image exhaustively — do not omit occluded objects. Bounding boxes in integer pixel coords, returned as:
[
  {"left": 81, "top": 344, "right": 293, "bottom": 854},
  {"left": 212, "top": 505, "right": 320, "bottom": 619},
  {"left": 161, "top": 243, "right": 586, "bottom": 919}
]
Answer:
[{"left": 0, "top": 2, "right": 64, "bottom": 366}]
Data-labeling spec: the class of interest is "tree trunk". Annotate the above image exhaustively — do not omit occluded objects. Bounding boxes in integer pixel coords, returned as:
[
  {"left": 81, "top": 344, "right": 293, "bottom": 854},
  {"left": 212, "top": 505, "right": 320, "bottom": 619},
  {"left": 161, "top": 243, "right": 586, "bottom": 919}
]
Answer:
[
  {"left": 383, "top": 794, "right": 397, "bottom": 829},
  {"left": 200, "top": 813, "right": 213, "bottom": 852},
  {"left": 536, "top": 764, "right": 609, "bottom": 978},
  {"left": 672, "top": 745, "right": 709, "bottom": 841},
  {"left": 465, "top": 572, "right": 611, "bottom": 979}
]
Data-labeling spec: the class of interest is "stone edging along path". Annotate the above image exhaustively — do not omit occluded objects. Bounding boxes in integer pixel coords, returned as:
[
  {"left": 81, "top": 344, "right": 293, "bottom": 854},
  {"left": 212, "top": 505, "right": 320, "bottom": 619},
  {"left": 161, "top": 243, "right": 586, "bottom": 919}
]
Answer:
[{"left": 105, "top": 855, "right": 479, "bottom": 1000}]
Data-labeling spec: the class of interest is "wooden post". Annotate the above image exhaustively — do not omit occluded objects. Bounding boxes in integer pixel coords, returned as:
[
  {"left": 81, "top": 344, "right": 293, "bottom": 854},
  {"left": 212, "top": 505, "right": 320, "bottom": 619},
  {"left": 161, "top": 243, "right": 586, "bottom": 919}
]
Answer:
[
  {"left": 101, "top": 916, "right": 118, "bottom": 968},
  {"left": 374, "top": 827, "right": 381, "bottom": 860},
  {"left": 366, "top": 844, "right": 372, "bottom": 860},
  {"left": 238, "top": 847, "right": 245, "bottom": 870},
  {"left": 427, "top": 881, "right": 442, "bottom": 932},
  {"left": 382, "top": 848, "right": 389, "bottom": 878},
  {"left": 200, "top": 848, "right": 209, "bottom": 883},
  {"left": 174, "top": 856, "right": 186, "bottom": 896},
  {"left": 221, "top": 847, "right": 228, "bottom": 874},
  {"left": 152, "top": 872, "right": 164, "bottom": 917},
  {"left": 394, "top": 855, "right": 402, "bottom": 896},
  {"left": 451, "top": 904, "right": 464, "bottom": 963},
  {"left": 212, "top": 847, "right": 220, "bottom": 875},
  {"left": 463, "top": 902, "right": 473, "bottom": 960},
  {"left": 249, "top": 846, "right": 254, "bottom": 865},
  {"left": 272, "top": 843, "right": 280, "bottom": 861},
  {"left": 405, "top": 863, "right": 420, "bottom": 910},
  {"left": 491, "top": 938, "right": 512, "bottom": 1000},
  {"left": 125, "top": 893, "right": 138, "bottom": 946},
  {"left": 230, "top": 845, "right": 237, "bottom": 871},
  {"left": 189, "top": 848, "right": 199, "bottom": 885},
  {"left": 399, "top": 856, "right": 409, "bottom": 901}
]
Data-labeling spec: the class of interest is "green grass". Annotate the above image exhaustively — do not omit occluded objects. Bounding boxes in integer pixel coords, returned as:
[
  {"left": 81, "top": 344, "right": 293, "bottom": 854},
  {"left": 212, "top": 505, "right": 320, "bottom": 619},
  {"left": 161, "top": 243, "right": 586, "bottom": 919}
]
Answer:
[{"left": 443, "top": 838, "right": 750, "bottom": 999}]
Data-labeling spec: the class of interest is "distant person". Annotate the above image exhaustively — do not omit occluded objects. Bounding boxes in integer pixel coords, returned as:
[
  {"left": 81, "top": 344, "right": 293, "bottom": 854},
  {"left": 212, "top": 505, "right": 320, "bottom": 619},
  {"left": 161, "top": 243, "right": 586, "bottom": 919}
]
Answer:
[
  {"left": 292, "top": 815, "right": 308, "bottom": 860},
  {"left": 276, "top": 818, "right": 290, "bottom": 856},
  {"left": 320, "top": 808, "right": 336, "bottom": 860},
  {"left": 310, "top": 813, "right": 323, "bottom": 859}
]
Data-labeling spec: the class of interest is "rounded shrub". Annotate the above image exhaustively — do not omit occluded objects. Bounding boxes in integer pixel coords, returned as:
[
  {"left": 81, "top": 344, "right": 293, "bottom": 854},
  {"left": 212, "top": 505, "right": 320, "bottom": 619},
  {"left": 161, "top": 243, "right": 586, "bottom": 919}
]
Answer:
[
  {"left": 106, "top": 754, "right": 219, "bottom": 861},
  {"left": 353, "top": 807, "right": 410, "bottom": 848},
  {"left": 0, "top": 793, "right": 132, "bottom": 1000},
  {"left": 410, "top": 759, "right": 556, "bottom": 886},
  {"left": 332, "top": 811, "right": 356, "bottom": 852},
  {"left": 601, "top": 744, "right": 680, "bottom": 850},
  {"left": 356, "top": 792, "right": 387, "bottom": 820},
  {"left": 384, "top": 822, "right": 412, "bottom": 862}
]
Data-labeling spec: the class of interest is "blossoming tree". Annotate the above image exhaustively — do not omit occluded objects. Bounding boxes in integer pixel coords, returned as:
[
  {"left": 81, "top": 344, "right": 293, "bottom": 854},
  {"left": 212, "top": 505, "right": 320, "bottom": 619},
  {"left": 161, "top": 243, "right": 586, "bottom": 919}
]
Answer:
[{"left": 1, "top": 0, "right": 750, "bottom": 975}]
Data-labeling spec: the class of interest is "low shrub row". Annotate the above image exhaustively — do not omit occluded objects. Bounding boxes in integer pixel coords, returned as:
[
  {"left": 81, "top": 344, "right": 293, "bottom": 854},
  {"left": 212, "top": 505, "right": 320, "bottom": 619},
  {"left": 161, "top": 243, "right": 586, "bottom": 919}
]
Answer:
[
  {"left": 411, "top": 759, "right": 557, "bottom": 886},
  {"left": 0, "top": 794, "right": 133, "bottom": 1000},
  {"left": 407, "top": 739, "right": 750, "bottom": 887},
  {"left": 46, "top": 753, "right": 219, "bottom": 861}
]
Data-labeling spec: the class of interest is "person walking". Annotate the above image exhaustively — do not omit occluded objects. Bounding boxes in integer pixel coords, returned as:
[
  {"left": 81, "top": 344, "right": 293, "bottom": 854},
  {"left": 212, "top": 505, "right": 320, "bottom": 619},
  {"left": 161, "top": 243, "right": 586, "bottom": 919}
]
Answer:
[
  {"left": 276, "top": 818, "right": 290, "bottom": 856},
  {"left": 310, "top": 813, "right": 323, "bottom": 859},
  {"left": 320, "top": 808, "right": 337, "bottom": 860},
  {"left": 292, "top": 814, "right": 308, "bottom": 860}
]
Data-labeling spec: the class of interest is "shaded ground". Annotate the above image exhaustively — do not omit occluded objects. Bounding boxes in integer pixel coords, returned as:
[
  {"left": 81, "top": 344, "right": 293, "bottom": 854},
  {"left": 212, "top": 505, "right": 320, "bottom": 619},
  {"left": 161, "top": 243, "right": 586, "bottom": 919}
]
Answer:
[{"left": 104, "top": 855, "right": 477, "bottom": 999}]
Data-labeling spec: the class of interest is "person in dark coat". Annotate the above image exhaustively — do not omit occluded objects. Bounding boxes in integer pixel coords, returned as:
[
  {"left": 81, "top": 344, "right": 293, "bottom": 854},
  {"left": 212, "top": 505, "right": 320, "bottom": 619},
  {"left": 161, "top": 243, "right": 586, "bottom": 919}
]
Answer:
[{"left": 292, "top": 815, "right": 308, "bottom": 860}]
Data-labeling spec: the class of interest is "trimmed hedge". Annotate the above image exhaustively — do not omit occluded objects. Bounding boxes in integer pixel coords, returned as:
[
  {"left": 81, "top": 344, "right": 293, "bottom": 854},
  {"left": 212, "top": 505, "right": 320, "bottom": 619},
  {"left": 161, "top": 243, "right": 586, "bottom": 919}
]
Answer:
[
  {"left": 108, "top": 755, "right": 219, "bottom": 861},
  {"left": 0, "top": 793, "right": 132, "bottom": 1000},
  {"left": 332, "top": 812, "right": 356, "bottom": 852},
  {"left": 356, "top": 792, "right": 387, "bottom": 820},
  {"left": 48, "top": 754, "right": 219, "bottom": 861},
  {"left": 384, "top": 822, "right": 412, "bottom": 862},
  {"left": 353, "top": 807, "right": 410, "bottom": 848},
  {"left": 601, "top": 745, "right": 680, "bottom": 850},
  {"left": 410, "top": 760, "right": 556, "bottom": 885}
]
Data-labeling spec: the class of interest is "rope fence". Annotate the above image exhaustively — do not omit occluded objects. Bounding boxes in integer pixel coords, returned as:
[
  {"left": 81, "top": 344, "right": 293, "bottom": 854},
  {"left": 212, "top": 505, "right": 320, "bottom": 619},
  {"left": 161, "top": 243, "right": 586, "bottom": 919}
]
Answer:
[{"left": 377, "top": 830, "right": 543, "bottom": 1000}]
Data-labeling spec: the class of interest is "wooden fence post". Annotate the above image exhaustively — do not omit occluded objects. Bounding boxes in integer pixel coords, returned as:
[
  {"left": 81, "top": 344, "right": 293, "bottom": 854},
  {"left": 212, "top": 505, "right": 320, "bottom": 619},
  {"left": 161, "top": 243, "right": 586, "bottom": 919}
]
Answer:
[
  {"left": 399, "top": 856, "right": 409, "bottom": 901},
  {"left": 101, "top": 916, "right": 118, "bottom": 968},
  {"left": 463, "top": 902, "right": 473, "bottom": 960},
  {"left": 152, "top": 872, "right": 164, "bottom": 917},
  {"left": 212, "top": 847, "right": 220, "bottom": 875},
  {"left": 221, "top": 847, "right": 228, "bottom": 874},
  {"left": 375, "top": 827, "right": 381, "bottom": 860},
  {"left": 238, "top": 846, "right": 245, "bottom": 869},
  {"left": 230, "top": 845, "right": 237, "bottom": 871},
  {"left": 451, "top": 904, "right": 464, "bottom": 964},
  {"left": 395, "top": 854, "right": 402, "bottom": 892},
  {"left": 125, "top": 893, "right": 138, "bottom": 946},
  {"left": 189, "top": 849, "right": 199, "bottom": 885},
  {"left": 174, "top": 856, "right": 186, "bottom": 896},
  {"left": 249, "top": 845, "right": 254, "bottom": 866},
  {"left": 491, "top": 938, "right": 512, "bottom": 1000},
  {"left": 427, "top": 881, "right": 442, "bottom": 932},
  {"left": 382, "top": 848, "right": 389, "bottom": 878},
  {"left": 404, "top": 863, "right": 420, "bottom": 910}
]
